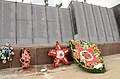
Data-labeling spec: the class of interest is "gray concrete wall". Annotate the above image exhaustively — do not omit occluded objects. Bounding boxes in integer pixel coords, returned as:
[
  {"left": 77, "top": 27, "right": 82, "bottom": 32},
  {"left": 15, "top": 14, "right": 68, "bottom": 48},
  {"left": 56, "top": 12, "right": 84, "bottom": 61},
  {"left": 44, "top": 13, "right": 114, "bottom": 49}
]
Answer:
[
  {"left": 69, "top": 1, "right": 120, "bottom": 43},
  {"left": 16, "top": 3, "right": 32, "bottom": 44},
  {"left": 0, "top": 1, "right": 73, "bottom": 45},
  {"left": 112, "top": 4, "right": 120, "bottom": 37},
  {"left": 0, "top": 1, "right": 16, "bottom": 44},
  {"left": 32, "top": 5, "right": 48, "bottom": 44},
  {"left": 0, "top": 1, "right": 119, "bottom": 45}
]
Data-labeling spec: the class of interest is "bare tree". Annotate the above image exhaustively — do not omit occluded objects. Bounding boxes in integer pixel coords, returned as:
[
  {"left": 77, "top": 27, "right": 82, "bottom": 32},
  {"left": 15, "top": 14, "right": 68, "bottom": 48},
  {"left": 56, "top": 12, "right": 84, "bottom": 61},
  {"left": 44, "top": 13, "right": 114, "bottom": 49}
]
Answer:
[
  {"left": 84, "top": 0, "right": 86, "bottom": 3},
  {"left": 44, "top": 0, "right": 49, "bottom": 6},
  {"left": 22, "top": 0, "right": 24, "bottom": 2},
  {"left": 56, "top": 2, "right": 62, "bottom": 8}
]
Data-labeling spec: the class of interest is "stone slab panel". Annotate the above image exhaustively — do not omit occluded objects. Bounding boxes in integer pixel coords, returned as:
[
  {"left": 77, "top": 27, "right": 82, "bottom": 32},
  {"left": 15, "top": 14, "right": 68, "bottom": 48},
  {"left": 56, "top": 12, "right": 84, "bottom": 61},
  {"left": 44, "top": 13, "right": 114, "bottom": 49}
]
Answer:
[
  {"left": 33, "top": 20, "right": 48, "bottom": 44},
  {"left": 59, "top": 8, "right": 71, "bottom": 23},
  {"left": 59, "top": 8, "right": 73, "bottom": 42},
  {"left": 99, "top": 43, "right": 113, "bottom": 56},
  {"left": 0, "top": 21, "right": 2, "bottom": 39},
  {"left": 17, "top": 3, "right": 31, "bottom": 20},
  {"left": 72, "top": 2, "right": 89, "bottom": 41},
  {"left": 3, "top": 1, "right": 15, "bottom": 19},
  {"left": 46, "top": 6, "right": 59, "bottom": 22},
  {"left": 113, "top": 43, "right": 120, "bottom": 54},
  {"left": 11, "top": 47, "right": 21, "bottom": 67},
  {"left": 92, "top": 5, "right": 106, "bottom": 42},
  {"left": 0, "top": 62, "right": 10, "bottom": 69},
  {"left": 83, "top": 3, "right": 98, "bottom": 43},
  {"left": 60, "top": 22, "right": 73, "bottom": 43},
  {"left": 36, "top": 47, "right": 54, "bottom": 64},
  {"left": 107, "top": 8, "right": 120, "bottom": 41},
  {"left": 0, "top": 1, "right": 3, "bottom": 19},
  {"left": 100, "top": 7, "right": 114, "bottom": 42},
  {"left": 0, "top": 1, "right": 16, "bottom": 44},
  {"left": 48, "top": 21, "right": 61, "bottom": 43},
  {"left": 17, "top": 20, "right": 32, "bottom": 44},
  {"left": 32, "top": 4, "right": 46, "bottom": 21}
]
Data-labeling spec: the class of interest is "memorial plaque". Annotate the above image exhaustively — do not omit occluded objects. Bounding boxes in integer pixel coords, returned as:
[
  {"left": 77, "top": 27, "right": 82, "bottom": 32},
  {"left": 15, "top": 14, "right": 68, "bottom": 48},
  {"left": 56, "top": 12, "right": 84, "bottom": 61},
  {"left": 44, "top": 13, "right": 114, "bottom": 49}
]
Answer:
[
  {"left": 17, "top": 20, "right": 32, "bottom": 44},
  {"left": 48, "top": 21, "right": 61, "bottom": 43},
  {"left": 59, "top": 8, "right": 73, "bottom": 42},
  {"left": 0, "top": 1, "right": 16, "bottom": 44},
  {"left": 83, "top": 3, "right": 98, "bottom": 43},
  {"left": 100, "top": 7, "right": 113, "bottom": 42},
  {"left": 32, "top": 4, "right": 46, "bottom": 21},
  {"left": 72, "top": 2, "right": 89, "bottom": 41},
  {"left": 17, "top": 3, "right": 31, "bottom": 20},
  {"left": 107, "top": 8, "right": 120, "bottom": 41},
  {"left": 46, "top": 6, "right": 59, "bottom": 22},
  {"left": 33, "top": 20, "right": 48, "bottom": 44},
  {"left": 92, "top": 5, "right": 106, "bottom": 42}
]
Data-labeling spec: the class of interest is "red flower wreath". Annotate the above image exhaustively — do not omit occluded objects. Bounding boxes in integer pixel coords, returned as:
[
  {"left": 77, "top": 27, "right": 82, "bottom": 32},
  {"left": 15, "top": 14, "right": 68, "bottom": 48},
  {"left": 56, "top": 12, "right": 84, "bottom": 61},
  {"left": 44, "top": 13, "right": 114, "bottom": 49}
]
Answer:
[
  {"left": 48, "top": 41, "right": 70, "bottom": 68},
  {"left": 73, "top": 41, "right": 101, "bottom": 68}
]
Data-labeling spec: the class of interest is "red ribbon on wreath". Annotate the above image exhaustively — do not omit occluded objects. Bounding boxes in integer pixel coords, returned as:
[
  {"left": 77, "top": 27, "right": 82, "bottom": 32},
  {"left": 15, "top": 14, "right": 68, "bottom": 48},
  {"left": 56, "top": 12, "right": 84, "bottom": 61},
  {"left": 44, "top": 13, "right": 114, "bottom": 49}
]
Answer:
[
  {"left": 48, "top": 41, "right": 70, "bottom": 68},
  {"left": 20, "top": 48, "right": 30, "bottom": 69},
  {"left": 74, "top": 41, "right": 101, "bottom": 68}
]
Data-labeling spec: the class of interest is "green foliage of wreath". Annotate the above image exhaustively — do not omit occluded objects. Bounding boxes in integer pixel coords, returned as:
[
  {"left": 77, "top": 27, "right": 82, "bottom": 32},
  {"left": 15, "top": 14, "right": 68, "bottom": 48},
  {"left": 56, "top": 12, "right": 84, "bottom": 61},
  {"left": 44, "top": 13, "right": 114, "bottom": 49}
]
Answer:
[
  {"left": 0, "top": 44, "right": 14, "bottom": 64},
  {"left": 69, "top": 40, "right": 106, "bottom": 73}
]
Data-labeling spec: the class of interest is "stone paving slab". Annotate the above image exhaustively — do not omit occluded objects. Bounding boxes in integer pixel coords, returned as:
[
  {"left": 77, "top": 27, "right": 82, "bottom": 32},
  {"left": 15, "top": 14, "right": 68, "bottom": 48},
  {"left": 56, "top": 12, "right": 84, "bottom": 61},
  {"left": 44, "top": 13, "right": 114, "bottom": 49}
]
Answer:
[{"left": 0, "top": 54, "right": 120, "bottom": 79}]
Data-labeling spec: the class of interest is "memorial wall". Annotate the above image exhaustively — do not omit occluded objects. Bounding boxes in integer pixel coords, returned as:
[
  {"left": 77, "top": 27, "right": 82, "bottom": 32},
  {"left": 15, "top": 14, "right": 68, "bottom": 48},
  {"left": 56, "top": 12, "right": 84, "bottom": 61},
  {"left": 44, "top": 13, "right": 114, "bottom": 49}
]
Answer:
[
  {"left": 113, "top": 4, "right": 120, "bottom": 37},
  {"left": 69, "top": 1, "right": 119, "bottom": 43},
  {"left": 0, "top": 0, "right": 73, "bottom": 45},
  {"left": 0, "top": 0, "right": 119, "bottom": 45}
]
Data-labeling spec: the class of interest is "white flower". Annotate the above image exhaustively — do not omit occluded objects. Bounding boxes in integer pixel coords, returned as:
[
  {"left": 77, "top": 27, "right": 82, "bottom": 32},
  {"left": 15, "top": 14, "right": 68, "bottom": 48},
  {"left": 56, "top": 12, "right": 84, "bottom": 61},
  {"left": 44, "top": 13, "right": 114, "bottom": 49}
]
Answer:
[
  {"left": 84, "top": 44, "right": 88, "bottom": 49},
  {"left": 5, "top": 43, "right": 10, "bottom": 46},
  {"left": 11, "top": 52, "right": 15, "bottom": 55},
  {"left": 93, "top": 63, "right": 103, "bottom": 69},
  {"left": 56, "top": 50, "right": 64, "bottom": 59}
]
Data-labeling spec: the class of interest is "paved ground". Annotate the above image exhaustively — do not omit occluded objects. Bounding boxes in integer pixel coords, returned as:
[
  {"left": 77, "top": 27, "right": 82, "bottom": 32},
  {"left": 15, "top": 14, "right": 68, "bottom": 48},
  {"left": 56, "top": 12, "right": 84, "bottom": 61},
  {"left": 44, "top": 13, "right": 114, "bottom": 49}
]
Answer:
[{"left": 0, "top": 54, "right": 120, "bottom": 79}]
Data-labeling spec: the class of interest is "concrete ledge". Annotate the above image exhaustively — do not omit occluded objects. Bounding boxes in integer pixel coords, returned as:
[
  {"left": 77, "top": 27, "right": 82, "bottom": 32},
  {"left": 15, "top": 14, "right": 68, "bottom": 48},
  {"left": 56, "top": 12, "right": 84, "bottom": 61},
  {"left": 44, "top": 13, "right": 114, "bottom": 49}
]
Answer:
[{"left": 0, "top": 42, "right": 120, "bottom": 69}]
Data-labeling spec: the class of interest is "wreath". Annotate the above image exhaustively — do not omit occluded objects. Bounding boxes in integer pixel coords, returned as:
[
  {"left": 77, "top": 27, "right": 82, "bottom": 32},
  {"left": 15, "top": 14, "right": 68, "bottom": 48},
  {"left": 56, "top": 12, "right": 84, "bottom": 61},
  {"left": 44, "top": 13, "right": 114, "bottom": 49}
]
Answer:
[
  {"left": 0, "top": 43, "right": 14, "bottom": 64},
  {"left": 20, "top": 48, "right": 30, "bottom": 69},
  {"left": 69, "top": 40, "right": 106, "bottom": 73},
  {"left": 48, "top": 41, "right": 70, "bottom": 68}
]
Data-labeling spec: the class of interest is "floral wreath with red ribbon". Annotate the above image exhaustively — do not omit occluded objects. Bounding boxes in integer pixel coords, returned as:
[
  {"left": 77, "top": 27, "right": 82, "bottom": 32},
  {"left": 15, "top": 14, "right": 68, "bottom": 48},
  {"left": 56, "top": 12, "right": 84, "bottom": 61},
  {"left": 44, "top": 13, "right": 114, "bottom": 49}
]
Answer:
[
  {"left": 69, "top": 40, "right": 106, "bottom": 73},
  {"left": 20, "top": 48, "right": 30, "bottom": 69}
]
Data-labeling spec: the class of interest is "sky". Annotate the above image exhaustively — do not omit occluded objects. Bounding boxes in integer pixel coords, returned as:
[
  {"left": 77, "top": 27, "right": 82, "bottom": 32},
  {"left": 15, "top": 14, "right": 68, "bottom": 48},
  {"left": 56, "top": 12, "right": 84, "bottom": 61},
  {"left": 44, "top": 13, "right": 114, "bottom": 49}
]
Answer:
[{"left": 6, "top": 0, "right": 120, "bottom": 8}]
